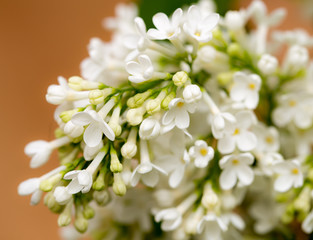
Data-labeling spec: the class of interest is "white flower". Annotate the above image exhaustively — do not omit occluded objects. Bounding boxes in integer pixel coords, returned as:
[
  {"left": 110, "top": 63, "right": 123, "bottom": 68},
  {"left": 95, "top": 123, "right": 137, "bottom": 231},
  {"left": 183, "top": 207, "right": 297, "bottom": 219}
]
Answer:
[
  {"left": 183, "top": 5, "right": 219, "bottom": 43},
  {"left": 25, "top": 136, "right": 71, "bottom": 168},
  {"left": 302, "top": 211, "right": 313, "bottom": 234},
  {"left": 71, "top": 102, "right": 115, "bottom": 147},
  {"left": 64, "top": 151, "right": 106, "bottom": 194},
  {"left": 155, "top": 208, "right": 182, "bottom": 231},
  {"left": 189, "top": 140, "right": 214, "bottom": 168},
  {"left": 147, "top": 8, "right": 183, "bottom": 40},
  {"left": 63, "top": 120, "right": 84, "bottom": 138},
  {"left": 131, "top": 140, "right": 167, "bottom": 187},
  {"left": 46, "top": 76, "right": 89, "bottom": 105},
  {"left": 183, "top": 84, "right": 202, "bottom": 103},
  {"left": 272, "top": 29, "right": 313, "bottom": 47},
  {"left": 210, "top": 112, "right": 236, "bottom": 139},
  {"left": 217, "top": 110, "right": 257, "bottom": 154},
  {"left": 224, "top": 10, "right": 246, "bottom": 31},
  {"left": 126, "top": 55, "right": 154, "bottom": 83},
  {"left": 273, "top": 93, "right": 313, "bottom": 129},
  {"left": 54, "top": 186, "right": 72, "bottom": 204},
  {"left": 162, "top": 98, "right": 195, "bottom": 130},
  {"left": 219, "top": 153, "right": 255, "bottom": 190},
  {"left": 230, "top": 72, "right": 261, "bottom": 109},
  {"left": 197, "top": 213, "right": 228, "bottom": 239},
  {"left": 139, "top": 117, "right": 161, "bottom": 139},
  {"left": 257, "top": 54, "right": 278, "bottom": 75},
  {"left": 273, "top": 159, "right": 303, "bottom": 192},
  {"left": 221, "top": 213, "right": 245, "bottom": 231},
  {"left": 284, "top": 45, "right": 309, "bottom": 71},
  {"left": 253, "top": 123, "right": 280, "bottom": 153}
]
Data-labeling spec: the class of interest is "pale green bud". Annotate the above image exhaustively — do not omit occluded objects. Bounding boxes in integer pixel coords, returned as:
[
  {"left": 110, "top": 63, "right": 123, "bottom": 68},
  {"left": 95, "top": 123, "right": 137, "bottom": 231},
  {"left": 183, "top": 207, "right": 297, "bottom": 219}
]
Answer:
[
  {"left": 146, "top": 99, "right": 161, "bottom": 115},
  {"left": 126, "top": 106, "right": 146, "bottom": 126},
  {"left": 89, "top": 89, "right": 105, "bottom": 105},
  {"left": 172, "top": 71, "right": 189, "bottom": 87},
  {"left": 92, "top": 171, "right": 105, "bottom": 191},
  {"left": 39, "top": 173, "right": 63, "bottom": 192},
  {"left": 44, "top": 192, "right": 63, "bottom": 213},
  {"left": 294, "top": 187, "right": 311, "bottom": 213},
  {"left": 54, "top": 128, "right": 65, "bottom": 138},
  {"left": 161, "top": 92, "right": 176, "bottom": 109},
  {"left": 68, "top": 76, "right": 84, "bottom": 91},
  {"left": 227, "top": 43, "right": 244, "bottom": 58},
  {"left": 58, "top": 213, "right": 72, "bottom": 227},
  {"left": 201, "top": 190, "right": 219, "bottom": 210},
  {"left": 60, "top": 109, "right": 80, "bottom": 123},
  {"left": 110, "top": 149, "right": 123, "bottom": 173},
  {"left": 212, "top": 29, "right": 224, "bottom": 42},
  {"left": 74, "top": 217, "right": 88, "bottom": 233},
  {"left": 83, "top": 204, "right": 95, "bottom": 219},
  {"left": 108, "top": 122, "right": 122, "bottom": 136},
  {"left": 93, "top": 190, "right": 111, "bottom": 206},
  {"left": 113, "top": 173, "right": 126, "bottom": 196},
  {"left": 307, "top": 169, "right": 313, "bottom": 181},
  {"left": 217, "top": 72, "right": 233, "bottom": 86},
  {"left": 127, "top": 90, "right": 152, "bottom": 108}
]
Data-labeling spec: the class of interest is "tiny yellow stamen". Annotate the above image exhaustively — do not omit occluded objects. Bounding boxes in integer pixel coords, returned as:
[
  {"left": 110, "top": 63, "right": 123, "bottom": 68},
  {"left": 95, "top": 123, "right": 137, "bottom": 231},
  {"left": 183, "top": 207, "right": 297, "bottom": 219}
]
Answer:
[
  {"left": 289, "top": 100, "right": 296, "bottom": 107},
  {"left": 265, "top": 136, "right": 273, "bottom": 144},
  {"left": 232, "top": 159, "right": 239, "bottom": 165},
  {"left": 291, "top": 168, "right": 299, "bottom": 175},
  {"left": 248, "top": 83, "right": 255, "bottom": 90},
  {"left": 233, "top": 128, "right": 240, "bottom": 135},
  {"left": 195, "top": 32, "right": 201, "bottom": 37},
  {"left": 200, "top": 148, "right": 208, "bottom": 156},
  {"left": 177, "top": 102, "right": 184, "bottom": 108}
]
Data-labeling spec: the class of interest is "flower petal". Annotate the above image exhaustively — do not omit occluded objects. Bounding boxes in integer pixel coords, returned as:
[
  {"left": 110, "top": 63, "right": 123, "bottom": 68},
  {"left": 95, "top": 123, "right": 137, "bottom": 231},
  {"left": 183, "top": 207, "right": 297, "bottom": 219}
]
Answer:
[
  {"left": 84, "top": 122, "right": 103, "bottom": 147},
  {"left": 169, "top": 165, "right": 185, "bottom": 188},
  {"left": 237, "top": 131, "right": 257, "bottom": 152},
  {"left": 71, "top": 112, "right": 92, "bottom": 126},
  {"left": 236, "top": 165, "right": 254, "bottom": 186},
  {"left": 220, "top": 168, "right": 237, "bottom": 190},
  {"left": 274, "top": 175, "right": 294, "bottom": 192},
  {"left": 142, "top": 170, "right": 159, "bottom": 187},
  {"left": 218, "top": 136, "right": 235, "bottom": 154}
]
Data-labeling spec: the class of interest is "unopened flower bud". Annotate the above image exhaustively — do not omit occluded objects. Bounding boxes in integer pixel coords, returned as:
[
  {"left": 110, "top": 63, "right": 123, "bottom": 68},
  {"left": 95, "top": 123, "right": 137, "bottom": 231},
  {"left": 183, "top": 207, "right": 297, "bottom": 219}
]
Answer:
[
  {"left": 121, "top": 142, "right": 137, "bottom": 159},
  {"left": 183, "top": 84, "right": 202, "bottom": 103},
  {"left": 227, "top": 43, "right": 244, "bottom": 58},
  {"left": 113, "top": 173, "right": 126, "bottom": 196},
  {"left": 83, "top": 204, "right": 95, "bottom": 219},
  {"left": 68, "top": 76, "right": 84, "bottom": 91},
  {"left": 224, "top": 11, "right": 245, "bottom": 31},
  {"left": 127, "top": 90, "right": 152, "bottom": 108},
  {"left": 92, "top": 170, "right": 105, "bottom": 191},
  {"left": 110, "top": 149, "right": 123, "bottom": 173},
  {"left": 201, "top": 183, "right": 219, "bottom": 210},
  {"left": 161, "top": 92, "right": 176, "bottom": 109},
  {"left": 173, "top": 71, "right": 189, "bottom": 87},
  {"left": 58, "top": 201, "right": 73, "bottom": 227},
  {"left": 60, "top": 109, "right": 80, "bottom": 123},
  {"left": 93, "top": 190, "right": 111, "bottom": 206},
  {"left": 146, "top": 99, "right": 161, "bottom": 114},
  {"left": 258, "top": 54, "right": 278, "bottom": 75},
  {"left": 54, "top": 186, "right": 72, "bottom": 205},
  {"left": 44, "top": 192, "right": 63, "bottom": 213},
  {"left": 139, "top": 118, "right": 161, "bottom": 139},
  {"left": 89, "top": 89, "right": 104, "bottom": 105},
  {"left": 40, "top": 173, "right": 63, "bottom": 192},
  {"left": 217, "top": 72, "right": 233, "bottom": 86},
  {"left": 74, "top": 217, "right": 88, "bottom": 233},
  {"left": 126, "top": 106, "right": 146, "bottom": 126}
]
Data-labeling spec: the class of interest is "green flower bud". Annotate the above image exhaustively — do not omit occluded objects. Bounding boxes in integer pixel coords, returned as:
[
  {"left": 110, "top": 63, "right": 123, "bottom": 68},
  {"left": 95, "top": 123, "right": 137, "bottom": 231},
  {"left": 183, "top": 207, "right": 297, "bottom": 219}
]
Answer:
[
  {"left": 54, "top": 128, "right": 65, "bottom": 138},
  {"left": 68, "top": 76, "right": 84, "bottom": 91},
  {"left": 217, "top": 72, "right": 233, "bottom": 86},
  {"left": 93, "top": 171, "right": 105, "bottom": 191},
  {"left": 89, "top": 89, "right": 105, "bottom": 105},
  {"left": 110, "top": 148, "right": 123, "bottom": 173},
  {"left": 93, "top": 190, "right": 111, "bottom": 206},
  {"left": 161, "top": 92, "right": 176, "bottom": 109},
  {"left": 58, "top": 201, "right": 73, "bottom": 227},
  {"left": 172, "top": 71, "right": 189, "bottom": 87},
  {"left": 74, "top": 217, "right": 88, "bottom": 233},
  {"left": 227, "top": 43, "right": 244, "bottom": 58},
  {"left": 127, "top": 90, "right": 152, "bottom": 108},
  {"left": 60, "top": 109, "right": 80, "bottom": 123},
  {"left": 44, "top": 192, "right": 64, "bottom": 213},
  {"left": 146, "top": 99, "right": 161, "bottom": 115},
  {"left": 83, "top": 204, "right": 95, "bottom": 219},
  {"left": 112, "top": 173, "right": 126, "bottom": 196},
  {"left": 39, "top": 173, "right": 63, "bottom": 192}
]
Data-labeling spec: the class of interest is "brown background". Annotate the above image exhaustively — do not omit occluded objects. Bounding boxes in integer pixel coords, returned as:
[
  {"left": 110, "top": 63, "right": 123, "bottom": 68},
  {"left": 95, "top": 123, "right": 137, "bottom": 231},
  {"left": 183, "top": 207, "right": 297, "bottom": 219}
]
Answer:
[{"left": 0, "top": 0, "right": 312, "bottom": 239}]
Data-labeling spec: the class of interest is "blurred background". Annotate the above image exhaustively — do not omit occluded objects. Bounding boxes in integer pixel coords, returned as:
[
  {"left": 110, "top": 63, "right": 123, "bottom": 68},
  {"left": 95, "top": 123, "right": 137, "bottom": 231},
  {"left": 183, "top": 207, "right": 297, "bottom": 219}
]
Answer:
[{"left": 0, "top": 0, "right": 312, "bottom": 239}]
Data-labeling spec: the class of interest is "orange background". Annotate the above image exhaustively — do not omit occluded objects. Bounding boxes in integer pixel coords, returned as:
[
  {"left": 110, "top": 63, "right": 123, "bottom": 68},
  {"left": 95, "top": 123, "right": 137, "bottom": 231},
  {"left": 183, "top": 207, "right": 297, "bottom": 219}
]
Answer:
[{"left": 0, "top": 0, "right": 312, "bottom": 239}]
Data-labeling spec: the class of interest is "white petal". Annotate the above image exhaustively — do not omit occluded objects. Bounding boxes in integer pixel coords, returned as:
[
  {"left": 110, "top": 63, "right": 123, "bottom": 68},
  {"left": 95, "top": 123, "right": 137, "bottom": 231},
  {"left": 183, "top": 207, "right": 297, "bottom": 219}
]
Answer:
[
  {"left": 236, "top": 165, "right": 254, "bottom": 186},
  {"left": 30, "top": 150, "right": 52, "bottom": 168},
  {"left": 126, "top": 61, "right": 142, "bottom": 75},
  {"left": 30, "top": 190, "right": 43, "bottom": 205},
  {"left": 302, "top": 211, "right": 313, "bottom": 234},
  {"left": 71, "top": 112, "right": 92, "bottom": 126},
  {"left": 194, "top": 156, "right": 210, "bottom": 168},
  {"left": 218, "top": 136, "right": 235, "bottom": 154},
  {"left": 142, "top": 170, "right": 159, "bottom": 187},
  {"left": 24, "top": 140, "right": 48, "bottom": 156},
  {"left": 77, "top": 171, "right": 92, "bottom": 186},
  {"left": 152, "top": 12, "right": 170, "bottom": 32},
  {"left": 236, "top": 110, "right": 256, "bottom": 129},
  {"left": 130, "top": 171, "right": 141, "bottom": 187},
  {"left": 202, "top": 13, "right": 220, "bottom": 31},
  {"left": 162, "top": 110, "right": 175, "bottom": 125},
  {"left": 175, "top": 109, "right": 190, "bottom": 129},
  {"left": 84, "top": 122, "right": 103, "bottom": 147},
  {"left": 220, "top": 168, "right": 237, "bottom": 190},
  {"left": 237, "top": 131, "right": 257, "bottom": 151},
  {"left": 18, "top": 178, "right": 40, "bottom": 196},
  {"left": 245, "top": 92, "right": 259, "bottom": 109},
  {"left": 147, "top": 29, "right": 168, "bottom": 40},
  {"left": 169, "top": 165, "right": 185, "bottom": 188},
  {"left": 99, "top": 120, "right": 115, "bottom": 141},
  {"left": 64, "top": 170, "right": 81, "bottom": 180},
  {"left": 67, "top": 178, "right": 84, "bottom": 194},
  {"left": 274, "top": 175, "right": 294, "bottom": 192}
]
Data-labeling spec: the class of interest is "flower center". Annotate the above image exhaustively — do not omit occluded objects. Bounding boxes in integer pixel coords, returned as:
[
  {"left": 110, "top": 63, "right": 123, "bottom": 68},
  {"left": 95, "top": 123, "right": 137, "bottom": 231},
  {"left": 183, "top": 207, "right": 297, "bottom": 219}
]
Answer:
[
  {"left": 265, "top": 136, "right": 273, "bottom": 144},
  {"left": 291, "top": 168, "right": 299, "bottom": 175},
  {"left": 289, "top": 100, "right": 296, "bottom": 107},
  {"left": 195, "top": 31, "right": 201, "bottom": 37},
  {"left": 233, "top": 128, "right": 240, "bottom": 135},
  {"left": 200, "top": 148, "right": 208, "bottom": 156},
  {"left": 248, "top": 83, "right": 255, "bottom": 90},
  {"left": 232, "top": 159, "right": 239, "bottom": 165},
  {"left": 177, "top": 102, "right": 184, "bottom": 108}
]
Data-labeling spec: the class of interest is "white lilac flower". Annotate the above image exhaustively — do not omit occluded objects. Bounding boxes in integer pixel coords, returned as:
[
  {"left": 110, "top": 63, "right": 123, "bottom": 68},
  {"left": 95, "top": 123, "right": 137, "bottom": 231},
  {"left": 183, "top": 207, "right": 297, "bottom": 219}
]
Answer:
[
  {"left": 224, "top": 10, "right": 246, "bottom": 31},
  {"left": 257, "top": 54, "right": 278, "bottom": 75},
  {"left": 272, "top": 29, "right": 313, "bottom": 47},
  {"left": 162, "top": 98, "right": 195, "bottom": 130},
  {"left": 183, "top": 5, "right": 220, "bottom": 43},
  {"left": 155, "top": 194, "right": 197, "bottom": 231},
  {"left": 126, "top": 55, "right": 167, "bottom": 83},
  {"left": 18, "top": 166, "right": 66, "bottom": 205},
  {"left": 71, "top": 99, "right": 115, "bottom": 147},
  {"left": 283, "top": 45, "right": 309, "bottom": 74},
  {"left": 230, "top": 72, "right": 261, "bottom": 109},
  {"left": 182, "top": 84, "right": 202, "bottom": 104},
  {"left": 221, "top": 213, "right": 245, "bottom": 232},
  {"left": 189, "top": 140, "right": 214, "bottom": 168},
  {"left": 130, "top": 140, "right": 167, "bottom": 187},
  {"left": 147, "top": 8, "right": 183, "bottom": 41},
  {"left": 139, "top": 117, "right": 161, "bottom": 140},
  {"left": 64, "top": 151, "right": 106, "bottom": 194},
  {"left": 63, "top": 120, "right": 84, "bottom": 138},
  {"left": 46, "top": 76, "right": 90, "bottom": 105},
  {"left": 211, "top": 112, "right": 236, "bottom": 139},
  {"left": 219, "top": 153, "right": 255, "bottom": 190},
  {"left": 253, "top": 123, "right": 280, "bottom": 153},
  {"left": 273, "top": 93, "right": 313, "bottom": 129},
  {"left": 197, "top": 213, "right": 228, "bottom": 239},
  {"left": 217, "top": 110, "right": 257, "bottom": 154},
  {"left": 273, "top": 159, "right": 303, "bottom": 192},
  {"left": 25, "top": 136, "right": 71, "bottom": 168}
]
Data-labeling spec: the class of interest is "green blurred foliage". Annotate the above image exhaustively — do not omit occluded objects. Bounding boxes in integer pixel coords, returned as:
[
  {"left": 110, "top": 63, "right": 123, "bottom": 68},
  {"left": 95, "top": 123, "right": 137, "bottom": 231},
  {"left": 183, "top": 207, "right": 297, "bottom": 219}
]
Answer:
[{"left": 138, "top": 0, "right": 233, "bottom": 28}]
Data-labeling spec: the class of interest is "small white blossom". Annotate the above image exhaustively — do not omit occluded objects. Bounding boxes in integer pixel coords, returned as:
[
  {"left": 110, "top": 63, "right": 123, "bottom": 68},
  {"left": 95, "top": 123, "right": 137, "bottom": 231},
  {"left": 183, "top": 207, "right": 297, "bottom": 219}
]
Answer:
[
  {"left": 197, "top": 213, "right": 228, "bottom": 239},
  {"left": 224, "top": 10, "right": 246, "bottom": 31},
  {"left": 189, "top": 140, "right": 214, "bottom": 168},
  {"left": 126, "top": 55, "right": 154, "bottom": 83},
  {"left": 219, "top": 153, "right": 255, "bottom": 190},
  {"left": 139, "top": 117, "right": 161, "bottom": 139},
  {"left": 273, "top": 159, "right": 303, "bottom": 192},
  {"left": 258, "top": 54, "right": 278, "bottom": 75},
  {"left": 183, "top": 84, "right": 202, "bottom": 103},
  {"left": 211, "top": 112, "right": 236, "bottom": 139},
  {"left": 230, "top": 72, "right": 261, "bottom": 109}
]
